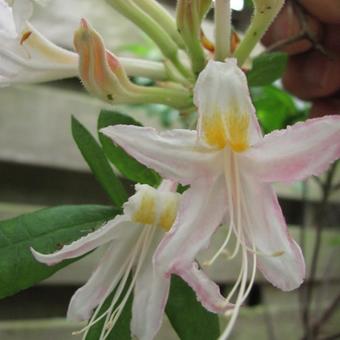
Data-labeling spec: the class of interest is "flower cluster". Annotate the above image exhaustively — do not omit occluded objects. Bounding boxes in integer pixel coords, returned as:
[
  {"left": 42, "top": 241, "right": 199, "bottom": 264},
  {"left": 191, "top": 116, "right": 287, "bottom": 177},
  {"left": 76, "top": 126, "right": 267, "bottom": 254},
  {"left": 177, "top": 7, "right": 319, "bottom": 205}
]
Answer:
[{"left": 1, "top": 0, "right": 340, "bottom": 339}]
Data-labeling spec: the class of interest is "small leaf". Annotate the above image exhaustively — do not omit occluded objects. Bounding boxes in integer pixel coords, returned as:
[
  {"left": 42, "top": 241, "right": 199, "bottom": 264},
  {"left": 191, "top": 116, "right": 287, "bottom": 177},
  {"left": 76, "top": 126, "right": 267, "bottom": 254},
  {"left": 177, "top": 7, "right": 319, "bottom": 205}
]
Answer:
[
  {"left": 98, "top": 110, "right": 161, "bottom": 187},
  {"left": 166, "top": 275, "right": 220, "bottom": 340},
  {"left": 0, "top": 205, "right": 119, "bottom": 299},
  {"left": 85, "top": 276, "right": 132, "bottom": 340},
  {"left": 72, "top": 116, "right": 128, "bottom": 207},
  {"left": 247, "top": 52, "right": 288, "bottom": 87},
  {"left": 252, "top": 85, "right": 298, "bottom": 132}
]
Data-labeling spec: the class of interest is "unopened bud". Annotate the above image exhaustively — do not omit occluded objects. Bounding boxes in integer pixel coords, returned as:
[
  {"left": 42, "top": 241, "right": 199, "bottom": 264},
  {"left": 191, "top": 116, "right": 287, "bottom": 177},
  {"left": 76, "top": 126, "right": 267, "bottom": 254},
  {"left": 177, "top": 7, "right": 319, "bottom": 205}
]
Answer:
[
  {"left": 73, "top": 19, "right": 193, "bottom": 109},
  {"left": 73, "top": 18, "right": 131, "bottom": 103}
]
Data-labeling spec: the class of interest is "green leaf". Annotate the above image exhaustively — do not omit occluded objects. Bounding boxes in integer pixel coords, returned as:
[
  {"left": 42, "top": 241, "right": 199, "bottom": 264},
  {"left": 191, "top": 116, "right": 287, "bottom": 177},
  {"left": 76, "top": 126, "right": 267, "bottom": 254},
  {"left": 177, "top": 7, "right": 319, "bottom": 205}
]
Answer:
[
  {"left": 252, "top": 85, "right": 298, "bottom": 133},
  {"left": 98, "top": 110, "right": 161, "bottom": 187},
  {"left": 72, "top": 116, "right": 128, "bottom": 207},
  {"left": 85, "top": 276, "right": 132, "bottom": 340},
  {"left": 166, "top": 275, "right": 220, "bottom": 340},
  {"left": 247, "top": 52, "right": 288, "bottom": 87},
  {"left": 0, "top": 205, "right": 119, "bottom": 299}
]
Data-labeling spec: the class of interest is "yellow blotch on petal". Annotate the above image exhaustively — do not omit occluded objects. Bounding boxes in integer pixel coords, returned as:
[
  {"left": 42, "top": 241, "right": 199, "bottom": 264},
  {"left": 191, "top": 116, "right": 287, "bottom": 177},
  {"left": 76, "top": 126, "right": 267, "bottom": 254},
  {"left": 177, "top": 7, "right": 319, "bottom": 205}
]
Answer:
[
  {"left": 227, "top": 110, "right": 250, "bottom": 152},
  {"left": 132, "top": 192, "right": 156, "bottom": 226},
  {"left": 159, "top": 196, "right": 179, "bottom": 232},
  {"left": 202, "top": 111, "right": 227, "bottom": 149},
  {"left": 130, "top": 187, "right": 179, "bottom": 232},
  {"left": 202, "top": 109, "right": 250, "bottom": 152}
]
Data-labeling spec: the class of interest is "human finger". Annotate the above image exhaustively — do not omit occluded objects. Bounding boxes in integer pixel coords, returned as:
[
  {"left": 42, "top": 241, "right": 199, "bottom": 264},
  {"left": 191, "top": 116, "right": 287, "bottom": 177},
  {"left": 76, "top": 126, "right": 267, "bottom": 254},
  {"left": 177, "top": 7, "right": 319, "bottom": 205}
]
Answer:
[
  {"left": 262, "top": 1, "right": 322, "bottom": 55},
  {"left": 282, "top": 50, "right": 340, "bottom": 99}
]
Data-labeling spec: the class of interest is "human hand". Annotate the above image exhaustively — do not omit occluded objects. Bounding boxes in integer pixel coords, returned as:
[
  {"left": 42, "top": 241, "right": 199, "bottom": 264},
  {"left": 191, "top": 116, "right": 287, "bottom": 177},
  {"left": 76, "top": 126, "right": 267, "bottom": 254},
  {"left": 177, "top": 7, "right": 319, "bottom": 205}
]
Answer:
[{"left": 262, "top": 0, "right": 340, "bottom": 117}]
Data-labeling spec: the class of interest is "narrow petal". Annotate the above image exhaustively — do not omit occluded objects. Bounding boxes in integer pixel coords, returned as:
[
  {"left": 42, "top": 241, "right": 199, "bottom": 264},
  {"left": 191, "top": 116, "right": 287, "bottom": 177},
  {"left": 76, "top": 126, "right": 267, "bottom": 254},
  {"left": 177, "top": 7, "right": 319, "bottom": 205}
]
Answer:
[
  {"left": 155, "top": 176, "right": 229, "bottom": 311},
  {"left": 240, "top": 173, "right": 305, "bottom": 291},
  {"left": 178, "top": 262, "right": 234, "bottom": 313},
  {"left": 131, "top": 231, "right": 170, "bottom": 340},
  {"left": 101, "top": 125, "right": 223, "bottom": 185},
  {"left": 31, "top": 215, "right": 131, "bottom": 265},
  {"left": 67, "top": 223, "right": 141, "bottom": 321},
  {"left": 0, "top": 48, "right": 78, "bottom": 86},
  {"left": 0, "top": 23, "right": 78, "bottom": 86},
  {"left": 242, "top": 116, "right": 340, "bottom": 182}
]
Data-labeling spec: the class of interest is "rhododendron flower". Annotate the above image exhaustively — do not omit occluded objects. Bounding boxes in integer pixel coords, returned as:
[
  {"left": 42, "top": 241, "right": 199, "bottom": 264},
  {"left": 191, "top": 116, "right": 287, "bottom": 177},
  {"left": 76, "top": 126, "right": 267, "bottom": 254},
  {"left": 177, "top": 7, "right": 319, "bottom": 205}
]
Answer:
[
  {"left": 31, "top": 181, "right": 228, "bottom": 340},
  {"left": 101, "top": 59, "right": 340, "bottom": 338},
  {"left": 0, "top": 0, "right": 78, "bottom": 86}
]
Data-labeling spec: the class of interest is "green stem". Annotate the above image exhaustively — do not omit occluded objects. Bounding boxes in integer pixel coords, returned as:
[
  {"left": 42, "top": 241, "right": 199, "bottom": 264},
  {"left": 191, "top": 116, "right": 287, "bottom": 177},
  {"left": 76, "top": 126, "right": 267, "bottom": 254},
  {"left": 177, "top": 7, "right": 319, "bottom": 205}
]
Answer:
[
  {"left": 176, "top": 0, "right": 210, "bottom": 76},
  {"left": 134, "top": 0, "right": 185, "bottom": 49},
  {"left": 234, "top": 0, "right": 284, "bottom": 66},
  {"left": 214, "top": 0, "right": 231, "bottom": 61},
  {"left": 171, "top": 54, "right": 195, "bottom": 80},
  {"left": 107, "top": 0, "right": 192, "bottom": 79},
  {"left": 120, "top": 58, "right": 167, "bottom": 80},
  {"left": 127, "top": 85, "right": 193, "bottom": 110}
]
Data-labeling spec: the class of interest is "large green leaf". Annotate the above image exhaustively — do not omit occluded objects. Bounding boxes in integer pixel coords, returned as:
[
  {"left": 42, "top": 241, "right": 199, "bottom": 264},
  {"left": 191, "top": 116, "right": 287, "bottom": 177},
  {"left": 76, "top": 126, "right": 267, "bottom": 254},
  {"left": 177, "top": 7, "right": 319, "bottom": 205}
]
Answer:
[
  {"left": 166, "top": 275, "right": 220, "bottom": 340},
  {"left": 72, "top": 116, "right": 128, "bottom": 207},
  {"left": 247, "top": 52, "right": 288, "bottom": 87},
  {"left": 98, "top": 110, "right": 161, "bottom": 187},
  {"left": 0, "top": 205, "right": 119, "bottom": 299},
  {"left": 85, "top": 277, "right": 133, "bottom": 340}
]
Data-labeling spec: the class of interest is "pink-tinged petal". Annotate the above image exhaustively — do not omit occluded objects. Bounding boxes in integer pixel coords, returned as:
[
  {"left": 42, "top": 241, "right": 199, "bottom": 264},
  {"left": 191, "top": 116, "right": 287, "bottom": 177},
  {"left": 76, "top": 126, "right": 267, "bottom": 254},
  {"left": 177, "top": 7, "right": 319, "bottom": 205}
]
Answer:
[
  {"left": 67, "top": 223, "right": 141, "bottom": 321},
  {"left": 101, "top": 125, "right": 223, "bottom": 185},
  {"left": 158, "top": 179, "right": 177, "bottom": 193},
  {"left": 155, "top": 176, "right": 229, "bottom": 310},
  {"left": 242, "top": 116, "right": 340, "bottom": 182},
  {"left": 240, "top": 173, "right": 305, "bottom": 291},
  {"left": 156, "top": 176, "right": 227, "bottom": 268},
  {"left": 131, "top": 231, "right": 170, "bottom": 340},
  {"left": 31, "top": 215, "right": 131, "bottom": 266},
  {"left": 178, "top": 262, "right": 234, "bottom": 313}
]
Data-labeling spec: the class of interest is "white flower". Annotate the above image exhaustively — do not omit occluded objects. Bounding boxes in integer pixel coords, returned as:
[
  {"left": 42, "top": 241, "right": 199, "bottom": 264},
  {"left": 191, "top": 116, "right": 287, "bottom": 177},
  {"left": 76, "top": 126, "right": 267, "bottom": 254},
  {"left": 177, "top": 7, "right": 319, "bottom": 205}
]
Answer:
[
  {"left": 31, "top": 180, "right": 229, "bottom": 340},
  {"left": 0, "top": 0, "right": 78, "bottom": 86},
  {"left": 101, "top": 59, "right": 340, "bottom": 339}
]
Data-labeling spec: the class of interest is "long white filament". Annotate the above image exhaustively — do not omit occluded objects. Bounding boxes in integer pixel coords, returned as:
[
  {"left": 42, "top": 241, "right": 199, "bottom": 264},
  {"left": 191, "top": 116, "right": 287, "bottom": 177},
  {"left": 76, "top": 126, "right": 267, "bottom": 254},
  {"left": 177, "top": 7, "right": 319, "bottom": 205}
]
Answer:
[
  {"left": 102, "top": 225, "right": 156, "bottom": 340},
  {"left": 218, "top": 151, "right": 257, "bottom": 339},
  {"left": 76, "top": 224, "right": 156, "bottom": 340}
]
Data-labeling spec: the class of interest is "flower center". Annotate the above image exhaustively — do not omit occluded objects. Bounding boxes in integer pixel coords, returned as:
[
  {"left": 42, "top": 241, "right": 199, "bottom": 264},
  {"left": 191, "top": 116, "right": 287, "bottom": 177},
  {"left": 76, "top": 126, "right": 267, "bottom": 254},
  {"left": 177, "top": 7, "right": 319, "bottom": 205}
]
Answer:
[
  {"left": 130, "top": 185, "right": 179, "bottom": 231},
  {"left": 202, "top": 108, "right": 249, "bottom": 152}
]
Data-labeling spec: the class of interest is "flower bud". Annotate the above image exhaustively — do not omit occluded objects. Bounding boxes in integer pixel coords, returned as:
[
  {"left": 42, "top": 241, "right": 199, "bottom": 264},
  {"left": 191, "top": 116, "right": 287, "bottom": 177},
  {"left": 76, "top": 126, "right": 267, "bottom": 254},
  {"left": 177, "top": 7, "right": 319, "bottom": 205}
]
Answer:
[
  {"left": 73, "top": 18, "right": 131, "bottom": 103},
  {"left": 73, "top": 19, "right": 193, "bottom": 109}
]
